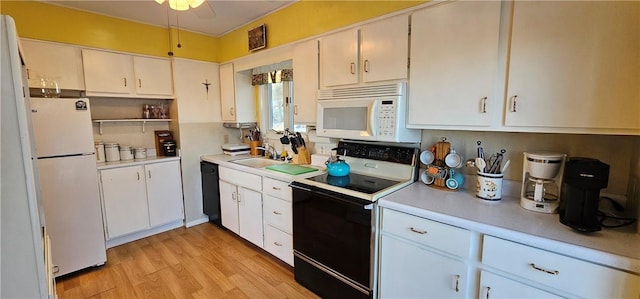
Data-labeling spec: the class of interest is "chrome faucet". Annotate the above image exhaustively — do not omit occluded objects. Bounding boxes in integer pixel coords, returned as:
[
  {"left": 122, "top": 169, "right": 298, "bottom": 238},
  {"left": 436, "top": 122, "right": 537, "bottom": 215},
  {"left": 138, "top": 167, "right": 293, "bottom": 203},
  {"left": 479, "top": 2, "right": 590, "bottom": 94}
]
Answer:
[{"left": 256, "top": 143, "right": 278, "bottom": 160}]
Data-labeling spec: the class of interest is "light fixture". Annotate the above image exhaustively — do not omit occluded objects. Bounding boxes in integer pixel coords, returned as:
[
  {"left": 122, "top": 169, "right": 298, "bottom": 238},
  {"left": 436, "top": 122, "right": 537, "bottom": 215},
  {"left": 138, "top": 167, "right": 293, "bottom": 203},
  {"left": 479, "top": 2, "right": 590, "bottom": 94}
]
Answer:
[{"left": 155, "top": 0, "right": 205, "bottom": 11}]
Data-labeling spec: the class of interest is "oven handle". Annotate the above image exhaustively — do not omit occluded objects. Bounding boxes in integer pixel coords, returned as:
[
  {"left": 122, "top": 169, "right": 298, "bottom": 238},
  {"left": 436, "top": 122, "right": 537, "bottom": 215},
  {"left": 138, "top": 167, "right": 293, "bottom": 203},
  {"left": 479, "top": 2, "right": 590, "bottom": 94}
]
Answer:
[{"left": 290, "top": 183, "right": 373, "bottom": 208}]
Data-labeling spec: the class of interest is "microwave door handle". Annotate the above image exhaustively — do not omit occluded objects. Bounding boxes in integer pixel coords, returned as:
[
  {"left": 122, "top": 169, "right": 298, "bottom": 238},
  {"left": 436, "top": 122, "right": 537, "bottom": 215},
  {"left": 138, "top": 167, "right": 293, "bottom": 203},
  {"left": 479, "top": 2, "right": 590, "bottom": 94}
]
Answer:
[{"left": 369, "top": 101, "right": 377, "bottom": 137}]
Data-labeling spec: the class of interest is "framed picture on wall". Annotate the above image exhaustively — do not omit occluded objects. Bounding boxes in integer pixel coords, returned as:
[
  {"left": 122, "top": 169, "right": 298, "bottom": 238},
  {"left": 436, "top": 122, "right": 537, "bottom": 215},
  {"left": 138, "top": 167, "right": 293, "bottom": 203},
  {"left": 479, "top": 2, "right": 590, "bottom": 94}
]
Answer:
[{"left": 248, "top": 24, "right": 266, "bottom": 51}]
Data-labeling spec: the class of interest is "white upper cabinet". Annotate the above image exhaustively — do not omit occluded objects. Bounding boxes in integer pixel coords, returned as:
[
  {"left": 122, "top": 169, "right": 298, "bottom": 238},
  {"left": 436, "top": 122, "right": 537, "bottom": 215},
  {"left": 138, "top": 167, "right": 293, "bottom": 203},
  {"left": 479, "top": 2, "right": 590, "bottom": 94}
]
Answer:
[
  {"left": 320, "top": 14, "right": 409, "bottom": 88},
  {"left": 505, "top": 1, "right": 640, "bottom": 133},
  {"left": 173, "top": 58, "right": 221, "bottom": 123},
  {"left": 407, "top": 1, "right": 501, "bottom": 128},
  {"left": 133, "top": 56, "right": 173, "bottom": 96},
  {"left": 82, "top": 49, "right": 174, "bottom": 99},
  {"left": 360, "top": 14, "right": 409, "bottom": 84},
  {"left": 219, "top": 63, "right": 236, "bottom": 121},
  {"left": 292, "top": 39, "right": 319, "bottom": 124},
  {"left": 21, "top": 39, "right": 85, "bottom": 91},
  {"left": 219, "top": 63, "right": 255, "bottom": 123}
]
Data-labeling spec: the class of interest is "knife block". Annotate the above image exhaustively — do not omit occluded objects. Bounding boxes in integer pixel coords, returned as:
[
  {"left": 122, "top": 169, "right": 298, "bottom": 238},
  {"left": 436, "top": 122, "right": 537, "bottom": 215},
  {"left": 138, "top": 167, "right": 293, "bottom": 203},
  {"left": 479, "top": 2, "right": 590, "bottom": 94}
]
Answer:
[{"left": 294, "top": 147, "right": 311, "bottom": 165}]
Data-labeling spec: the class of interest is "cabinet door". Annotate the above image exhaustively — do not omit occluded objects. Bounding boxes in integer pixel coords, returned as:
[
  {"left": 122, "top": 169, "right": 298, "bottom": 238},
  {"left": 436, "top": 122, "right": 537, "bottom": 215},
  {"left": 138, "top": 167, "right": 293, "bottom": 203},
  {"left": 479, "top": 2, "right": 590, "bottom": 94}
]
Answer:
[
  {"left": 238, "top": 187, "right": 263, "bottom": 248},
  {"left": 505, "top": 2, "right": 640, "bottom": 131},
  {"left": 479, "top": 271, "right": 562, "bottom": 299},
  {"left": 82, "top": 49, "right": 134, "bottom": 94},
  {"left": 292, "top": 39, "right": 319, "bottom": 124},
  {"left": 320, "top": 28, "right": 359, "bottom": 87},
  {"left": 219, "top": 180, "right": 239, "bottom": 234},
  {"left": 133, "top": 56, "right": 173, "bottom": 96},
  {"left": 379, "top": 235, "right": 467, "bottom": 298},
  {"left": 21, "top": 39, "right": 85, "bottom": 90},
  {"left": 408, "top": 2, "right": 501, "bottom": 127},
  {"left": 219, "top": 63, "right": 236, "bottom": 121},
  {"left": 100, "top": 166, "right": 149, "bottom": 239},
  {"left": 145, "top": 161, "right": 184, "bottom": 227},
  {"left": 360, "top": 14, "right": 408, "bottom": 83},
  {"left": 173, "top": 58, "right": 220, "bottom": 123}
]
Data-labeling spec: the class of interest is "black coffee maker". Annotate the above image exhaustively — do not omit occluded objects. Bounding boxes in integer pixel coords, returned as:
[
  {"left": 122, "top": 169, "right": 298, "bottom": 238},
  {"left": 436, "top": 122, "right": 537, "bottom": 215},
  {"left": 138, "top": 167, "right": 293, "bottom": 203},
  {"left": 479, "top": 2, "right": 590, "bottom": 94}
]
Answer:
[{"left": 559, "top": 157, "right": 610, "bottom": 232}]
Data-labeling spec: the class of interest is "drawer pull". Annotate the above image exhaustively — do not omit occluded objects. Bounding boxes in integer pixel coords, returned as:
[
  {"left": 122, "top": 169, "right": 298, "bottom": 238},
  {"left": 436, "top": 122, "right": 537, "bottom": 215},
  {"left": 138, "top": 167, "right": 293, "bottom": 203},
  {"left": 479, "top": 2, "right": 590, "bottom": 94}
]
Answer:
[
  {"left": 485, "top": 286, "right": 491, "bottom": 299},
  {"left": 529, "top": 263, "right": 559, "bottom": 275},
  {"left": 272, "top": 211, "right": 282, "bottom": 215},
  {"left": 272, "top": 186, "right": 281, "bottom": 191},
  {"left": 409, "top": 227, "right": 427, "bottom": 234},
  {"left": 274, "top": 242, "right": 283, "bottom": 247},
  {"left": 454, "top": 274, "right": 460, "bottom": 292}
]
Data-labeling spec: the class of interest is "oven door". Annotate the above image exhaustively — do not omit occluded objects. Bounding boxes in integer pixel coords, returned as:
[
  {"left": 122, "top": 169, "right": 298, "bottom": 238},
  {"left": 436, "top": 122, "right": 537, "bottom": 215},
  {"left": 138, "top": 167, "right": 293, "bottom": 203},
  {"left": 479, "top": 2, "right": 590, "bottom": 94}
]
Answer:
[
  {"left": 316, "top": 98, "right": 376, "bottom": 141},
  {"left": 291, "top": 182, "right": 373, "bottom": 298}
]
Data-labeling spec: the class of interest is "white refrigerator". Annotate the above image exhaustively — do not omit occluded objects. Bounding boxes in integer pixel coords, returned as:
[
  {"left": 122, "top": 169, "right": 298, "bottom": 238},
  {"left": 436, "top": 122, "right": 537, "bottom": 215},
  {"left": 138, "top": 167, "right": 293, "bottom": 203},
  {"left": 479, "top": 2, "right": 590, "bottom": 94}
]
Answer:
[{"left": 30, "top": 97, "right": 107, "bottom": 277}]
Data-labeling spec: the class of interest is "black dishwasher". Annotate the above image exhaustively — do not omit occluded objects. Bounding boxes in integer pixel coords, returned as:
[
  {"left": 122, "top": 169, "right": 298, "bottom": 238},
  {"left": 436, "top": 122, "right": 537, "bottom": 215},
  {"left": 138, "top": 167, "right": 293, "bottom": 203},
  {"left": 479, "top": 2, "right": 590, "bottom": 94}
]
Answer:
[{"left": 201, "top": 161, "right": 222, "bottom": 227}]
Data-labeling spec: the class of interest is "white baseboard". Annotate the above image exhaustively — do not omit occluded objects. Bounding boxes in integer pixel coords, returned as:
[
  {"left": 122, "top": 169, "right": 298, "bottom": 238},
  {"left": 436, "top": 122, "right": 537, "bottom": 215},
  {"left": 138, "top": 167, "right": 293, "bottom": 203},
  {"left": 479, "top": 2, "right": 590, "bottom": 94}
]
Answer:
[
  {"left": 185, "top": 215, "right": 210, "bottom": 228},
  {"left": 105, "top": 220, "right": 184, "bottom": 249}
]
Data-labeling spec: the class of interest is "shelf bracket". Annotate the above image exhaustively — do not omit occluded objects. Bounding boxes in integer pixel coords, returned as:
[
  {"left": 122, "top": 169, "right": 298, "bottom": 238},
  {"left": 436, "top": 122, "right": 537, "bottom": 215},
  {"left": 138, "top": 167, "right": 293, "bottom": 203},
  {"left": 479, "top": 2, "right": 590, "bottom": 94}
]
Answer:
[
  {"left": 98, "top": 121, "right": 103, "bottom": 135},
  {"left": 142, "top": 121, "right": 147, "bottom": 133}
]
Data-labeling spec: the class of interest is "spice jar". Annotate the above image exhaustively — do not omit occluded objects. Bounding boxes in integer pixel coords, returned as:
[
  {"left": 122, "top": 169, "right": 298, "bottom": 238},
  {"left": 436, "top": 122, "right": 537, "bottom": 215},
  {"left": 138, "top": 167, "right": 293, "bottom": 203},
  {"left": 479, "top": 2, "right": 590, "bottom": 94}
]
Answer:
[
  {"left": 119, "top": 145, "right": 134, "bottom": 161},
  {"left": 134, "top": 147, "right": 147, "bottom": 159}
]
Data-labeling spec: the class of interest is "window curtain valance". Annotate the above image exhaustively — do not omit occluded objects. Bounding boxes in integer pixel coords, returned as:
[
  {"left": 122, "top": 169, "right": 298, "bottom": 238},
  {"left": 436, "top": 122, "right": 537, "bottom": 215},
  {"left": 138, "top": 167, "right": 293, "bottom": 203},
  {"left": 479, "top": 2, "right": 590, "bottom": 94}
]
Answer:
[{"left": 252, "top": 60, "right": 293, "bottom": 85}]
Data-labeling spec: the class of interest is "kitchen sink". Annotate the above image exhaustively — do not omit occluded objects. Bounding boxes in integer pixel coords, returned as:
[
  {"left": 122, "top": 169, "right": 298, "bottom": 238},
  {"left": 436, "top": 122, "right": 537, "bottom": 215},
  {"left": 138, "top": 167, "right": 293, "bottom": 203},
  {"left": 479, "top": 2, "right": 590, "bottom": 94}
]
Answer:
[{"left": 232, "top": 157, "right": 284, "bottom": 168}]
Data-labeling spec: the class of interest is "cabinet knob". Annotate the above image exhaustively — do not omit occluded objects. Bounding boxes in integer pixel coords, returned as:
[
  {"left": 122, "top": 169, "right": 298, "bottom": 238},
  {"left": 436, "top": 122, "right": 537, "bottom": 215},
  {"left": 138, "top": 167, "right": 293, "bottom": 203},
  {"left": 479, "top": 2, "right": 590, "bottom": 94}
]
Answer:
[
  {"left": 138, "top": 79, "right": 142, "bottom": 88},
  {"left": 454, "top": 274, "right": 460, "bottom": 292},
  {"left": 294, "top": 105, "right": 298, "bottom": 116},
  {"left": 350, "top": 62, "right": 356, "bottom": 74},
  {"left": 485, "top": 286, "right": 491, "bottom": 299},
  {"left": 123, "top": 78, "right": 127, "bottom": 87},
  {"left": 272, "top": 210, "right": 282, "bottom": 215},
  {"left": 272, "top": 186, "right": 281, "bottom": 191},
  {"left": 510, "top": 95, "right": 518, "bottom": 112},
  {"left": 274, "top": 242, "right": 283, "bottom": 247},
  {"left": 148, "top": 170, "right": 151, "bottom": 179},
  {"left": 137, "top": 172, "right": 140, "bottom": 180},
  {"left": 229, "top": 107, "right": 235, "bottom": 116},
  {"left": 364, "top": 60, "right": 370, "bottom": 73}
]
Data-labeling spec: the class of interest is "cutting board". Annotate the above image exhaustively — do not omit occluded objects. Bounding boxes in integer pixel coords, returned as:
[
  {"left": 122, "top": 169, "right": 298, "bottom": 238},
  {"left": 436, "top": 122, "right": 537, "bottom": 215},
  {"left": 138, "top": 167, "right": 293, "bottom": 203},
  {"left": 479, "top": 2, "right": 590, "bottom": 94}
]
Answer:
[{"left": 265, "top": 164, "right": 318, "bottom": 175}]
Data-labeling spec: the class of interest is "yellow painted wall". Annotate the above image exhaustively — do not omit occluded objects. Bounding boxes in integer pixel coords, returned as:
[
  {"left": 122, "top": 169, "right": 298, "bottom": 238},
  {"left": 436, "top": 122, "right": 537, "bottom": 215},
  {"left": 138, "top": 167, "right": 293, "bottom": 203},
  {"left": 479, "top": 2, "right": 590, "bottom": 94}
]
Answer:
[
  {"left": 1, "top": 0, "right": 425, "bottom": 62},
  {"left": 217, "top": 0, "right": 425, "bottom": 62},
  {"left": 0, "top": 1, "right": 218, "bottom": 61}
]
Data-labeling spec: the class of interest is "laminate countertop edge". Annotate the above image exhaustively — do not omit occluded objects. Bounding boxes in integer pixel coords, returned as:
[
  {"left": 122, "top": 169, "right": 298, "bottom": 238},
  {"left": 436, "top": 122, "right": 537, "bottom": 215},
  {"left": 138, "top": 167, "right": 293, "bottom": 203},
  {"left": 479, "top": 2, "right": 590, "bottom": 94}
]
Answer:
[{"left": 378, "top": 182, "right": 640, "bottom": 274}]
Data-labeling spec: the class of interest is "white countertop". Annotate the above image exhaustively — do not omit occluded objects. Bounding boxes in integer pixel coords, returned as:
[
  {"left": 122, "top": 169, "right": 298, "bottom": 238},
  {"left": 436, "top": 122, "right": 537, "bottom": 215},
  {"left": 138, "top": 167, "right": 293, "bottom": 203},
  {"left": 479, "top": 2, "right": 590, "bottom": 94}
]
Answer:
[
  {"left": 97, "top": 156, "right": 181, "bottom": 170},
  {"left": 379, "top": 182, "right": 640, "bottom": 274},
  {"left": 201, "top": 154, "right": 326, "bottom": 181}
]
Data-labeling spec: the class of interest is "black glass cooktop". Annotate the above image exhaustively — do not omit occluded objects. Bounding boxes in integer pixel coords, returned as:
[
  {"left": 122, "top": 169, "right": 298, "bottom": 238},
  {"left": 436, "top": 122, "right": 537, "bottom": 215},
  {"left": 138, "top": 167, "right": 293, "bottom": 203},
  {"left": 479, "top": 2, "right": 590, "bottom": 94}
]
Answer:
[{"left": 306, "top": 172, "right": 401, "bottom": 194}]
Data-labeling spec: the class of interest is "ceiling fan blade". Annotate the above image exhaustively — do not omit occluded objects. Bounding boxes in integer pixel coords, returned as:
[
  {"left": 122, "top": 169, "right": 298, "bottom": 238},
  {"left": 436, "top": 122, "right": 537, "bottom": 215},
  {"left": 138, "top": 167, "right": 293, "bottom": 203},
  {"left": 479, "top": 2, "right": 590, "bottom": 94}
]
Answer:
[{"left": 193, "top": 1, "right": 216, "bottom": 19}]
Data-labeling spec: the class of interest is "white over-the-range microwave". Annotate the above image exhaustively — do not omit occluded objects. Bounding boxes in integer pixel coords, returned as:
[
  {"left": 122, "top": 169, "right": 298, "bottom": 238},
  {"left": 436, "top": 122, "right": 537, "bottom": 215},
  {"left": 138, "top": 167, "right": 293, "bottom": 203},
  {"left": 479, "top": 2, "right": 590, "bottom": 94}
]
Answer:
[{"left": 316, "top": 82, "right": 421, "bottom": 142}]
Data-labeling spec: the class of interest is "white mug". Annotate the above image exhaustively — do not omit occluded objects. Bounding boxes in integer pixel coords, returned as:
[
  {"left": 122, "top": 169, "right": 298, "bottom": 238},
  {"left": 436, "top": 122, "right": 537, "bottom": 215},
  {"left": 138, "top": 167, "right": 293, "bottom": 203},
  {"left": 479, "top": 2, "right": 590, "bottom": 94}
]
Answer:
[
  {"left": 420, "top": 170, "right": 435, "bottom": 185},
  {"left": 420, "top": 150, "right": 435, "bottom": 165}
]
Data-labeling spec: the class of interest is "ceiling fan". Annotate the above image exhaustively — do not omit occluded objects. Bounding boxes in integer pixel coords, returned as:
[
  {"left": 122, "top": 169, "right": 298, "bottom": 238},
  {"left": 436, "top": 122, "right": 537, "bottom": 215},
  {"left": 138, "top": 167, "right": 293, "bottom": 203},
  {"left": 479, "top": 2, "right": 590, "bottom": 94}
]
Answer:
[{"left": 155, "top": 0, "right": 216, "bottom": 18}]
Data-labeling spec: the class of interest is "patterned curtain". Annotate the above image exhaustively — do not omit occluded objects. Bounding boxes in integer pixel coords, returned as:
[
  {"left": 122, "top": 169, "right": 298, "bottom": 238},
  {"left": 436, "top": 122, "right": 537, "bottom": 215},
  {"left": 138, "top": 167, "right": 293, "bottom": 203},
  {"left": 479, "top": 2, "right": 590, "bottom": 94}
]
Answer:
[{"left": 251, "top": 60, "right": 293, "bottom": 85}]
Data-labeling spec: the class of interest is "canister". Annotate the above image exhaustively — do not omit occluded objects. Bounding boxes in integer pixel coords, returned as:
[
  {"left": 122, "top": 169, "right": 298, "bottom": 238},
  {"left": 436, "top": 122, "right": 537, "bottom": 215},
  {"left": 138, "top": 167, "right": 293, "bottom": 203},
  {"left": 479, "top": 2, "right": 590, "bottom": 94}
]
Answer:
[
  {"left": 134, "top": 147, "right": 147, "bottom": 159},
  {"left": 119, "top": 145, "right": 134, "bottom": 161},
  {"left": 104, "top": 142, "right": 120, "bottom": 162},
  {"left": 95, "top": 140, "right": 106, "bottom": 163}
]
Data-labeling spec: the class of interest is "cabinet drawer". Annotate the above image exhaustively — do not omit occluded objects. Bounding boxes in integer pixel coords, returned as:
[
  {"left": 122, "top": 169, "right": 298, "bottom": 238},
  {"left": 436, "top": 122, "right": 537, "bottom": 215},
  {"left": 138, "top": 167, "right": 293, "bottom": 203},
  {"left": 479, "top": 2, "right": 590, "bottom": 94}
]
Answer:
[
  {"left": 263, "top": 195, "right": 292, "bottom": 234},
  {"left": 219, "top": 166, "right": 261, "bottom": 191},
  {"left": 482, "top": 235, "right": 640, "bottom": 298},
  {"left": 264, "top": 225, "right": 293, "bottom": 266},
  {"left": 263, "top": 178, "right": 292, "bottom": 201},
  {"left": 382, "top": 209, "right": 471, "bottom": 257}
]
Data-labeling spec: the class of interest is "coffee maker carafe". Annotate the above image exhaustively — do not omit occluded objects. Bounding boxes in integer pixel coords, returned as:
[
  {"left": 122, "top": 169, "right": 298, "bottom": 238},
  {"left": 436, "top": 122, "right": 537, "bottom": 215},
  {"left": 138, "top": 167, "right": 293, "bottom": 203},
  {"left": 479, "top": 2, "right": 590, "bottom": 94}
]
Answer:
[
  {"left": 559, "top": 157, "right": 610, "bottom": 232},
  {"left": 520, "top": 152, "right": 566, "bottom": 213}
]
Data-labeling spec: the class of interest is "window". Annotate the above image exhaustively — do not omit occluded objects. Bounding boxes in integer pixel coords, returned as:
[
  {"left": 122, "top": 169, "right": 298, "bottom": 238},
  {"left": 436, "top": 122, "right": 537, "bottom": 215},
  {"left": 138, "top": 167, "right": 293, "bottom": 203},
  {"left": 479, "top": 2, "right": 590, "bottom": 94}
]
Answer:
[{"left": 266, "top": 71, "right": 292, "bottom": 132}]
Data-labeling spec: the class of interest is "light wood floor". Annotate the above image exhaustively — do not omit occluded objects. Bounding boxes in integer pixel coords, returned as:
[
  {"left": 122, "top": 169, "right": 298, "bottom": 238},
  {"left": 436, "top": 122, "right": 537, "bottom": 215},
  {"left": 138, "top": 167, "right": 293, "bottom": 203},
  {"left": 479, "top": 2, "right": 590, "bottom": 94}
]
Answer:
[{"left": 55, "top": 223, "right": 319, "bottom": 298}]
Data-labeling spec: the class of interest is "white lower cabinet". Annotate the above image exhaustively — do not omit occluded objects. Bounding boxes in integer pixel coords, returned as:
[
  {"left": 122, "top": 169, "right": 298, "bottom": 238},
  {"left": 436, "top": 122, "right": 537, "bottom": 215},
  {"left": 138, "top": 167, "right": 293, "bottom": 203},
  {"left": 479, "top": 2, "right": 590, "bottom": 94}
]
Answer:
[
  {"left": 479, "top": 271, "right": 561, "bottom": 299},
  {"left": 99, "top": 160, "right": 184, "bottom": 240},
  {"left": 379, "top": 235, "right": 468, "bottom": 298},
  {"left": 378, "top": 207, "right": 640, "bottom": 298},
  {"left": 219, "top": 166, "right": 264, "bottom": 248},
  {"left": 262, "top": 178, "right": 293, "bottom": 266},
  {"left": 379, "top": 208, "right": 471, "bottom": 298}
]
